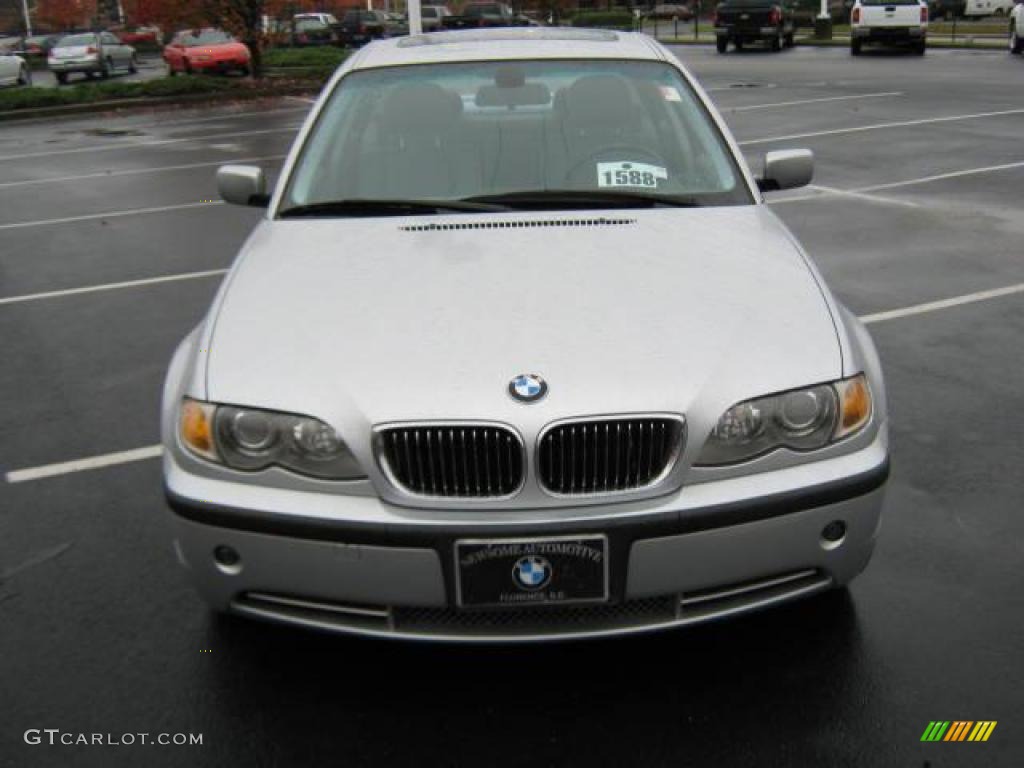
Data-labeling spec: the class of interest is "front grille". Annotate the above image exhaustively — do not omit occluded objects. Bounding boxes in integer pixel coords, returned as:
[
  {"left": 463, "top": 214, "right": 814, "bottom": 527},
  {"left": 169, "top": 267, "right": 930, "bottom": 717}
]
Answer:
[
  {"left": 378, "top": 424, "right": 524, "bottom": 498},
  {"left": 538, "top": 417, "right": 684, "bottom": 495},
  {"left": 394, "top": 597, "right": 677, "bottom": 636}
]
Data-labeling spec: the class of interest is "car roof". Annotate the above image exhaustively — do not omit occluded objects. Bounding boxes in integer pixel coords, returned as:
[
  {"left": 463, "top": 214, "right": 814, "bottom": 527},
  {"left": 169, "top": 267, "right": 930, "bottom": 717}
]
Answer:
[{"left": 350, "top": 29, "right": 665, "bottom": 69}]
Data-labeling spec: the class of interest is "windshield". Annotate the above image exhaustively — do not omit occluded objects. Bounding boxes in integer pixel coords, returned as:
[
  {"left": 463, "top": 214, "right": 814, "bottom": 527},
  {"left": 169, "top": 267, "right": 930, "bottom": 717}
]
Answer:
[
  {"left": 282, "top": 60, "right": 750, "bottom": 214},
  {"left": 176, "top": 30, "right": 232, "bottom": 46},
  {"left": 57, "top": 34, "right": 97, "bottom": 47}
]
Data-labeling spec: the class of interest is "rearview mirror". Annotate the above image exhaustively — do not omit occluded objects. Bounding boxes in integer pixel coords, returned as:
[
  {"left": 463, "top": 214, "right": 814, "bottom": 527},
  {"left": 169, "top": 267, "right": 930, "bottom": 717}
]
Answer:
[
  {"left": 757, "top": 149, "right": 814, "bottom": 192},
  {"left": 217, "top": 164, "right": 269, "bottom": 207}
]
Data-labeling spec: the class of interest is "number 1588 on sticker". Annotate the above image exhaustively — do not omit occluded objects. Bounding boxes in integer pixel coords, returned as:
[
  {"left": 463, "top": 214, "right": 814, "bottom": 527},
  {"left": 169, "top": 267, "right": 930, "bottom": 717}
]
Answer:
[{"left": 597, "top": 161, "right": 668, "bottom": 189}]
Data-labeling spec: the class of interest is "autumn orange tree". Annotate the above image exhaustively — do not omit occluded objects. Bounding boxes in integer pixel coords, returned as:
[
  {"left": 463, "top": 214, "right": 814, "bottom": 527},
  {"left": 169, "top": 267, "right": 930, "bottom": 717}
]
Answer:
[{"left": 36, "top": 0, "right": 97, "bottom": 31}]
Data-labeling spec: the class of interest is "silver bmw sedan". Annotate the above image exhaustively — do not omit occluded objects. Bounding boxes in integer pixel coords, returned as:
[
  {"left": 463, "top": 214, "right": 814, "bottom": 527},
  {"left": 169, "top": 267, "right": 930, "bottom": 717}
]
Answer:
[{"left": 162, "top": 28, "right": 889, "bottom": 641}]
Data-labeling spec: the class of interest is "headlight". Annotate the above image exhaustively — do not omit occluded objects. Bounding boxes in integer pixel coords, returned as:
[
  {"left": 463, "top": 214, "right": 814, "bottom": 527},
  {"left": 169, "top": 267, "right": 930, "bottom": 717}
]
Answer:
[
  {"left": 178, "top": 398, "right": 365, "bottom": 480},
  {"left": 696, "top": 374, "right": 872, "bottom": 466}
]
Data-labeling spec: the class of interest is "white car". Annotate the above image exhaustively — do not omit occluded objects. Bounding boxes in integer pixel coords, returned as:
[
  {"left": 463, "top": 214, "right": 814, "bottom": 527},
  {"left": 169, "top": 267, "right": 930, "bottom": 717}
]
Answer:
[
  {"left": 851, "top": 0, "right": 929, "bottom": 54},
  {"left": 0, "top": 51, "right": 31, "bottom": 87},
  {"left": 964, "top": 0, "right": 1014, "bottom": 17},
  {"left": 293, "top": 12, "right": 339, "bottom": 26},
  {"left": 162, "top": 29, "right": 889, "bottom": 642},
  {"left": 1011, "top": 1, "right": 1024, "bottom": 53}
]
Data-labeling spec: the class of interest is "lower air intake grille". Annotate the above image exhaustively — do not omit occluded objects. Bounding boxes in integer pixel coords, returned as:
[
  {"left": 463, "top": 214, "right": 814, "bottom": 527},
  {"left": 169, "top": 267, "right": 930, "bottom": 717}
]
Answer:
[
  {"left": 377, "top": 424, "right": 524, "bottom": 498},
  {"left": 394, "top": 597, "right": 678, "bottom": 636},
  {"left": 538, "top": 416, "right": 684, "bottom": 495}
]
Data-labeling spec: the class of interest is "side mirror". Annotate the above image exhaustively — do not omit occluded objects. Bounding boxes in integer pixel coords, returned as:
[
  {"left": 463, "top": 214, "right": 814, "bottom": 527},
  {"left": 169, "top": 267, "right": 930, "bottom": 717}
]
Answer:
[
  {"left": 217, "top": 164, "right": 269, "bottom": 207},
  {"left": 757, "top": 149, "right": 814, "bottom": 192}
]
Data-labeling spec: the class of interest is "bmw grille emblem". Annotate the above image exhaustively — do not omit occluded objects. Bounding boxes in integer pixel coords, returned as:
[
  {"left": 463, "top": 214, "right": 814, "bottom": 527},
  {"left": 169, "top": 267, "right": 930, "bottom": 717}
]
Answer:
[
  {"left": 509, "top": 374, "right": 547, "bottom": 403},
  {"left": 512, "top": 555, "right": 552, "bottom": 591}
]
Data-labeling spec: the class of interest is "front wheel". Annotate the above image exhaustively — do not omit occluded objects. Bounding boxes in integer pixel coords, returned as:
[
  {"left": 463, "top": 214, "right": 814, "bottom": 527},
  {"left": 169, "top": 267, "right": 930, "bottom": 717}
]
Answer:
[
  {"left": 55, "top": 71, "right": 68, "bottom": 84},
  {"left": 784, "top": 32, "right": 795, "bottom": 47},
  {"left": 914, "top": 40, "right": 926, "bottom": 55},
  {"left": 100, "top": 58, "right": 111, "bottom": 78},
  {"left": 851, "top": 38, "right": 862, "bottom": 55},
  {"left": 128, "top": 54, "right": 137, "bottom": 74},
  {"left": 17, "top": 64, "right": 31, "bottom": 86},
  {"left": 716, "top": 36, "right": 729, "bottom": 53},
  {"left": 1011, "top": 23, "right": 1023, "bottom": 54},
  {"left": 770, "top": 30, "right": 783, "bottom": 51}
]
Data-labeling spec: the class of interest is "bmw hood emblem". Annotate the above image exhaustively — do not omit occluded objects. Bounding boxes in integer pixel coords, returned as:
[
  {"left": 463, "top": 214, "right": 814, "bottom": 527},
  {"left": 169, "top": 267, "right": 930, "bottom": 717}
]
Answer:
[
  {"left": 509, "top": 374, "right": 547, "bottom": 403},
  {"left": 513, "top": 555, "right": 552, "bottom": 591}
]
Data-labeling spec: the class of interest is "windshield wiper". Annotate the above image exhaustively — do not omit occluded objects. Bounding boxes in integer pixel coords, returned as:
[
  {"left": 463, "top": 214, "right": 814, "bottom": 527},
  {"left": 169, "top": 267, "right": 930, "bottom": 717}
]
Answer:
[
  {"left": 461, "top": 190, "right": 703, "bottom": 210},
  {"left": 278, "top": 199, "right": 509, "bottom": 218}
]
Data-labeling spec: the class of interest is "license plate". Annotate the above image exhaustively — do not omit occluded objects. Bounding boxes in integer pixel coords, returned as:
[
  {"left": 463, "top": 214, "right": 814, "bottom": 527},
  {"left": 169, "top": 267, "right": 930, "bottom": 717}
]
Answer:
[{"left": 455, "top": 535, "right": 608, "bottom": 608}]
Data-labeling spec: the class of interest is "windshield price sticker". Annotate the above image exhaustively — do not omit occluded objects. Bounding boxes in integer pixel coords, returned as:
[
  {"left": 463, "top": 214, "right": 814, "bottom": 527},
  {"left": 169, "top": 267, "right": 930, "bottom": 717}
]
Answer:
[{"left": 597, "top": 162, "right": 668, "bottom": 189}]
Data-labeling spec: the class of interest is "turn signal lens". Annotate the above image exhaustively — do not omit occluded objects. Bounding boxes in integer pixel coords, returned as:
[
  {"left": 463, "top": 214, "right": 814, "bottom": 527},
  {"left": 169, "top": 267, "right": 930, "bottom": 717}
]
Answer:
[
  {"left": 180, "top": 398, "right": 217, "bottom": 460},
  {"left": 852, "top": 7, "right": 860, "bottom": 23},
  {"left": 835, "top": 374, "right": 872, "bottom": 439}
]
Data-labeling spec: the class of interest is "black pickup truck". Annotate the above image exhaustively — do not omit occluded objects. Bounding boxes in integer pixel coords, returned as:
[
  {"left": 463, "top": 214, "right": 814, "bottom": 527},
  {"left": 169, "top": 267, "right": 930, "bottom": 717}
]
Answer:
[
  {"left": 713, "top": 0, "right": 797, "bottom": 52},
  {"left": 442, "top": 3, "right": 531, "bottom": 29}
]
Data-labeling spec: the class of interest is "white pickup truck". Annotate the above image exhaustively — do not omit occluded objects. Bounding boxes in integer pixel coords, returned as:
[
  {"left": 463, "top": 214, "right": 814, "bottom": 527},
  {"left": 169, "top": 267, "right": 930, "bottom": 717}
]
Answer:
[
  {"left": 1012, "top": 1, "right": 1024, "bottom": 54},
  {"left": 850, "top": 0, "right": 928, "bottom": 55}
]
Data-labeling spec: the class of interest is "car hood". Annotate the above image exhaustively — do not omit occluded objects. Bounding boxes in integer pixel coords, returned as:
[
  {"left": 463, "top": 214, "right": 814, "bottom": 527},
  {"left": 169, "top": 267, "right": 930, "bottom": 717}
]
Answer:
[{"left": 205, "top": 206, "right": 841, "bottom": 433}]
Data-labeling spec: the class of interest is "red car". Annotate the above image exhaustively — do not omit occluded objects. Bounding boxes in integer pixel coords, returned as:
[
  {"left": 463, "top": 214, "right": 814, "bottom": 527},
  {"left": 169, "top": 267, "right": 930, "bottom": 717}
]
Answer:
[
  {"left": 112, "top": 26, "right": 160, "bottom": 45},
  {"left": 164, "top": 28, "right": 251, "bottom": 76}
]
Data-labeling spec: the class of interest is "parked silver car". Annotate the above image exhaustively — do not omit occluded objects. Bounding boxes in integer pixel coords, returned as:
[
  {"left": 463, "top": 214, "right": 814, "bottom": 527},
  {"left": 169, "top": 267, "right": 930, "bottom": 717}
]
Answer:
[
  {"left": 48, "top": 31, "right": 137, "bottom": 84},
  {"left": 162, "top": 29, "right": 889, "bottom": 642}
]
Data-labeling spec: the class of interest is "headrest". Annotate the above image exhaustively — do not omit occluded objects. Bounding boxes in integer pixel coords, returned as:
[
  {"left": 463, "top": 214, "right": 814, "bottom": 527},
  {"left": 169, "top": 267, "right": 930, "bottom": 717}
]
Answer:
[
  {"left": 475, "top": 82, "right": 551, "bottom": 108},
  {"left": 557, "top": 75, "right": 636, "bottom": 130},
  {"left": 379, "top": 83, "right": 462, "bottom": 131}
]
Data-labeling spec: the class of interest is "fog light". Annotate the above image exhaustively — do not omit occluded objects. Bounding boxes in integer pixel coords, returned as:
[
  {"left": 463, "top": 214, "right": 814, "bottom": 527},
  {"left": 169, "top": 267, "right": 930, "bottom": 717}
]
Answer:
[
  {"left": 213, "top": 545, "right": 241, "bottom": 573},
  {"left": 821, "top": 520, "right": 846, "bottom": 543}
]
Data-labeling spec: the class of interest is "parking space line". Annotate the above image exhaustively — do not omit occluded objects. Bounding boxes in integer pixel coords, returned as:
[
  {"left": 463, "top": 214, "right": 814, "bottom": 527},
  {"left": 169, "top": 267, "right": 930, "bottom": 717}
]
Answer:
[
  {"left": 858, "top": 160, "right": 1024, "bottom": 193},
  {"left": 861, "top": 282, "right": 1024, "bottom": 325},
  {"left": 770, "top": 159, "right": 1024, "bottom": 205},
  {"left": 4, "top": 446, "right": 164, "bottom": 484},
  {"left": 808, "top": 184, "right": 920, "bottom": 209},
  {"left": 739, "top": 107, "right": 1024, "bottom": 146},
  {"left": 0, "top": 156, "right": 286, "bottom": 189},
  {"left": 727, "top": 92, "right": 902, "bottom": 112},
  {"left": 0, "top": 126, "right": 300, "bottom": 163},
  {"left": 0, "top": 269, "right": 228, "bottom": 307},
  {"left": 5, "top": 281, "right": 1023, "bottom": 484},
  {"left": 0, "top": 201, "right": 224, "bottom": 231}
]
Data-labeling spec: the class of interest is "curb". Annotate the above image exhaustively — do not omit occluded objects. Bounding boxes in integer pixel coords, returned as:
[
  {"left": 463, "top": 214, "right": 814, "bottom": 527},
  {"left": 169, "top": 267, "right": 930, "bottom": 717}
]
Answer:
[
  {"left": 656, "top": 36, "right": 1007, "bottom": 50},
  {"left": 0, "top": 84, "right": 323, "bottom": 123}
]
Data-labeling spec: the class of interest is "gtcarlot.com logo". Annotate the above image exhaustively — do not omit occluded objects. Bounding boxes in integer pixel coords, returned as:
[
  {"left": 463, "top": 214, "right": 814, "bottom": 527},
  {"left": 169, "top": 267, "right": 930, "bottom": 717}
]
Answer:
[{"left": 24, "top": 730, "right": 203, "bottom": 746}]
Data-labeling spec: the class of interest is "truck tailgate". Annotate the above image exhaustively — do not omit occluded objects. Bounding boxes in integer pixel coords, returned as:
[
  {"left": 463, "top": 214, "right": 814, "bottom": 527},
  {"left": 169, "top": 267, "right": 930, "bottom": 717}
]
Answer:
[{"left": 860, "top": 1, "right": 922, "bottom": 27}]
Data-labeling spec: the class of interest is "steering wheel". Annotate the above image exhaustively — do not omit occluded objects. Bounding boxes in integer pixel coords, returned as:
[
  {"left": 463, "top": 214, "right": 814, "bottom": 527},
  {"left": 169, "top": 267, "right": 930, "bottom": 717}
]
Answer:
[{"left": 565, "top": 147, "right": 667, "bottom": 188}]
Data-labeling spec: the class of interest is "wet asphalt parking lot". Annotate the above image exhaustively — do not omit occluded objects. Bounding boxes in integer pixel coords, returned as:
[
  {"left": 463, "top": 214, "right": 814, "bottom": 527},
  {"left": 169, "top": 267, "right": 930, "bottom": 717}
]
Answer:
[{"left": 1, "top": 45, "right": 1022, "bottom": 767}]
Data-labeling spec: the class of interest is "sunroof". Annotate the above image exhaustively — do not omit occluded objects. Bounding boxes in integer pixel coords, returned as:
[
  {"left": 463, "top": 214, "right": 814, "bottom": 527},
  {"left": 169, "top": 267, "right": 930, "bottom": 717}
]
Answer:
[{"left": 398, "top": 29, "right": 619, "bottom": 48}]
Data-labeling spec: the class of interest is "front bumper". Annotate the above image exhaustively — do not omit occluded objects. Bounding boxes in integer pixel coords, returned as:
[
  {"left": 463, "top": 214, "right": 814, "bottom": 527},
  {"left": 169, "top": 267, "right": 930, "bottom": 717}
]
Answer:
[
  {"left": 190, "top": 59, "right": 247, "bottom": 72},
  {"left": 165, "top": 431, "right": 889, "bottom": 642}
]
